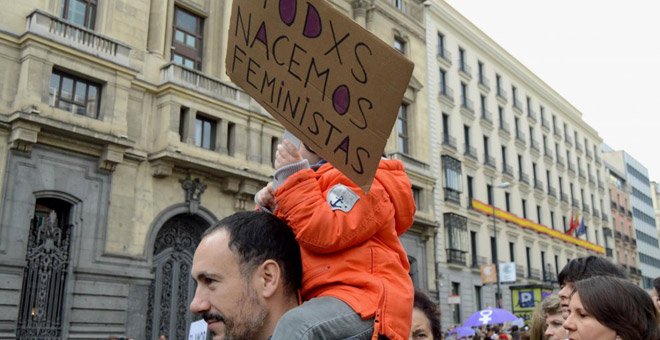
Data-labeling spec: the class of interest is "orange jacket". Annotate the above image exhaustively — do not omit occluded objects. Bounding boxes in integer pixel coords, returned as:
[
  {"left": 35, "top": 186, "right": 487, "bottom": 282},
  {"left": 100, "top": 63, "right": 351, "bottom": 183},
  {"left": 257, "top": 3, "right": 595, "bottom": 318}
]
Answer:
[{"left": 274, "top": 159, "right": 415, "bottom": 340}]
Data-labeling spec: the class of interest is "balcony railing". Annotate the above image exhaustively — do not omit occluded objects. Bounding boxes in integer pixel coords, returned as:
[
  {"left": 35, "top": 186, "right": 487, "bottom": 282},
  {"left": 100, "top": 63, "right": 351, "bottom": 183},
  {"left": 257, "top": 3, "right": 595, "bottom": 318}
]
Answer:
[
  {"left": 386, "top": 0, "right": 424, "bottom": 21},
  {"left": 519, "top": 173, "right": 530, "bottom": 185},
  {"left": 541, "top": 119, "right": 551, "bottom": 130},
  {"left": 544, "top": 147, "right": 553, "bottom": 159},
  {"left": 515, "top": 131, "right": 527, "bottom": 144},
  {"left": 606, "top": 248, "right": 613, "bottom": 257},
  {"left": 481, "top": 109, "right": 493, "bottom": 124},
  {"left": 496, "top": 88, "right": 508, "bottom": 102},
  {"left": 484, "top": 156, "right": 497, "bottom": 169},
  {"left": 161, "top": 63, "right": 244, "bottom": 104},
  {"left": 530, "top": 139, "right": 540, "bottom": 153},
  {"left": 442, "top": 135, "right": 457, "bottom": 150},
  {"left": 464, "top": 145, "right": 478, "bottom": 160},
  {"left": 582, "top": 203, "right": 590, "bottom": 213},
  {"left": 503, "top": 164, "right": 514, "bottom": 177},
  {"left": 479, "top": 76, "right": 490, "bottom": 90},
  {"left": 603, "top": 227, "right": 612, "bottom": 237},
  {"left": 565, "top": 134, "right": 573, "bottom": 146},
  {"left": 439, "top": 87, "right": 455, "bottom": 102},
  {"left": 447, "top": 249, "right": 467, "bottom": 265},
  {"left": 571, "top": 198, "right": 580, "bottom": 208},
  {"left": 589, "top": 175, "right": 596, "bottom": 185},
  {"left": 444, "top": 187, "right": 461, "bottom": 204},
  {"left": 576, "top": 142, "right": 584, "bottom": 152},
  {"left": 615, "top": 231, "right": 622, "bottom": 239},
  {"left": 534, "top": 179, "right": 544, "bottom": 192},
  {"left": 512, "top": 99, "right": 522, "bottom": 112},
  {"left": 437, "top": 49, "right": 453, "bottom": 65},
  {"left": 461, "top": 98, "right": 475, "bottom": 114},
  {"left": 560, "top": 193, "right": 569, "bottom": 203},
  {"left": 548, "top": 187, "right": 557, "bottom": 198},
  {"left": 554, "top": 127, "right": 562, "bottom": 138},
  {"left": 593, "top": 208, "right": 600, "bottom": 218},
  {"left": 26, "top": 10, "right": 131, "bottom": 67},
  {"left": 459, "top": 63, "right": 473, "bottom": 78},
  {"left": 530, "top": 268, "right": 541, "bottom": 280},
  {"left": 516, "top": 265, "right": 525, "bottom": 277},
  {"left": 527, "top": 109, "right": 537, "bottom": 122},
  {"left": 598, "top": 181, "right": 605, "bottom": 189},
  {"left": 586, "top": 148, "right": 593, "bottom": 159},
  {"left": 499, "top": 122, "right": 511, "bottom": 135},
  {"left": 557, "top": 155, "right": 565, "bottom": 167},
  {"left": 601, "top": 212, "right": 608, "bottom": 221}
]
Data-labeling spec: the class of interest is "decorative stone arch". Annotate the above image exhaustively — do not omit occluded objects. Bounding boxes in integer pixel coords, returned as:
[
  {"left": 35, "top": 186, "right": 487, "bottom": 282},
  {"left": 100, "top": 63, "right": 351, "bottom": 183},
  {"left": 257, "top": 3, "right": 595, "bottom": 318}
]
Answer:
[
  {"left": 144, "top": 204, "right": 219, "bottom": 340},
  {"left": 144, "top": 203, "right": 218, "bottom": 262}
]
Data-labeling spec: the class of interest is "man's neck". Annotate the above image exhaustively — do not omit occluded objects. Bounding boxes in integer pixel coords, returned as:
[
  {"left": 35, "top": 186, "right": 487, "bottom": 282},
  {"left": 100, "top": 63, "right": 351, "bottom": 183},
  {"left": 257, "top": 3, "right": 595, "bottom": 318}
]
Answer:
[{"left": 261, "top": 294, "right": 299, "bottom": 340}]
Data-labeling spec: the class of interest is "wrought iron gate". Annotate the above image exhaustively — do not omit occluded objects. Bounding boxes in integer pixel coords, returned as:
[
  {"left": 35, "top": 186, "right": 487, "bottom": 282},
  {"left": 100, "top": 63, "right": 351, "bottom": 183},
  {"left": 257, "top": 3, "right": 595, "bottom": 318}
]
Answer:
[
  {"left": 145, "top": 214, "right": 206, "bottom": 340},
  {"left": 16, "top": 202, "right": 72, "bottom": 340}
]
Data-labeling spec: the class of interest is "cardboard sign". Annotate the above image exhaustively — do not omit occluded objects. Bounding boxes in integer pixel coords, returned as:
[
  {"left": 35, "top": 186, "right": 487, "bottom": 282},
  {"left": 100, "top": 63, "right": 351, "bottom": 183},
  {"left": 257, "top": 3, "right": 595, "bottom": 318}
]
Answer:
[
  {"left": 226, "top": 0, "right": 414, "bottom": 192},
  {"left": 480, "top": 263, "right": 497, "bottom": 284}
]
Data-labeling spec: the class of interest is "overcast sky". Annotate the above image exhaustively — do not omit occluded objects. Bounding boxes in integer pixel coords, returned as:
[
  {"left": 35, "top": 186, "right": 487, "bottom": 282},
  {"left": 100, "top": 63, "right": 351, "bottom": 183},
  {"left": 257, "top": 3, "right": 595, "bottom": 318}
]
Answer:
[{"left": 444, "top": 0, "right": 660, "bottom": 182}]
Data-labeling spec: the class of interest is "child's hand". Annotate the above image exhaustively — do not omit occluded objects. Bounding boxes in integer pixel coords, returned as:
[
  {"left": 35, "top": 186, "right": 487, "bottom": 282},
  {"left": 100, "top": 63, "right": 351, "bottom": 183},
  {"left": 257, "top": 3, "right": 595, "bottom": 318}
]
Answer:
[
  {"left": 275, "top": 140, "right": 302, "bottom": 170},
  {"left": 255, "top": 182, "right": 276, "bottom": 211}
]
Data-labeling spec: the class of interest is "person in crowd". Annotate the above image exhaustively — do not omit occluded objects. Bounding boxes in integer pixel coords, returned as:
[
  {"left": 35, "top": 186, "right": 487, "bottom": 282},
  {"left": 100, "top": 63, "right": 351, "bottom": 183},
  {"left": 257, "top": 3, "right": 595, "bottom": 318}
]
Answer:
[
  {"left": 189, "top": 211, "right": 303, "bottom": 340},
  {"left": 509, "top": 325, "right": 521, "bottom": 340},
  {"left": 653, "top": 276, "right": 660, "bottom": 313},
  {"left": 556, "top": 255, "right": 627, "bottom": 319},
  {"left": 409, "top": 290, "right": 441, "bottom": 340},
  {"left": 563, "top": 275, "right": 660, "bottom": 340},
  {"left": 528, "top": 294, "right": 566, "bottom": 340},
  {"left": 256, "top": 139, "right": 416, "bottom": 339}
]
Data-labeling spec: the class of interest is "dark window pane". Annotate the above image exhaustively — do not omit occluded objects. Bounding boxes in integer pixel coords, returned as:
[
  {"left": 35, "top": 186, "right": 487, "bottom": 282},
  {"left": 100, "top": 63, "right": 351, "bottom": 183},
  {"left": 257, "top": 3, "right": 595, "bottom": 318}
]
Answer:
[
  {"left": 194, "top": 119, "right": 202, "bottom": 147},
  {"left": 176, "top": 8, "right": 198, "bottom": 33},
  {"left": 74, "top": 81, "right": 86, "bottom": 104},
  {"left": 49, "top": 74, "right": 61, "bottom": 105},
  {"left": 202, "top": 121, "right": 211, "bottom": 149},
  {"left": 87, "top": 85, "right": 98, "bottom": 117},
  {"left": 60, "top": 77, "right": 73, "bottom": 100}
]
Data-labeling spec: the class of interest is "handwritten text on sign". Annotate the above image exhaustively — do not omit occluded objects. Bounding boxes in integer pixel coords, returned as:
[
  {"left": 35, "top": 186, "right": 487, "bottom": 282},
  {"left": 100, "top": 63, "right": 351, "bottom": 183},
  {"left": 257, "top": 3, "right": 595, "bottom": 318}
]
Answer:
[{"left": 226, "top": 0, "right": 413, "bottom": 191}]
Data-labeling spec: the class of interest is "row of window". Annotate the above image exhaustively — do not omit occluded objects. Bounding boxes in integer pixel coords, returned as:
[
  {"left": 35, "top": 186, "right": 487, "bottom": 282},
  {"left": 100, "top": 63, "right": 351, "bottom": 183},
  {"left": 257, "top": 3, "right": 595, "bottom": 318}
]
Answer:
[
  {"left": 636, "top": 230, "right": 660, "bottom": 248},
  {"left": 631, "top": 187, "right": 654, "bottom": 207},
  {"left": 627, "top": 164, "right": 650, "bottom": 184},
  {"left": 639, "top": 253, "right": 660, "bottom": 269},
  {"left": 632, "top": 207, "right": 658, "bottom": 227},
  {"left": 442, "top": 107, "right": 604, "bottom": 189},
  {"left": 437, "top": 30, "right": 603, "bottom": 164}
]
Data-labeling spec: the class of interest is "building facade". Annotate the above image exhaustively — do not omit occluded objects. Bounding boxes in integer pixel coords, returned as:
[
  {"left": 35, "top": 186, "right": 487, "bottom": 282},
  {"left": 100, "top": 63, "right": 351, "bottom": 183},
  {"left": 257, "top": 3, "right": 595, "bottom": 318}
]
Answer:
[
  {"left": 0, "top": 0, "right": 435, "bottom": 338},
  {"left": 604, "top": 160, "right": 641, "bottom": 284},
  {"left": 603, "top": 149, "right": 660, "bottom": 289},
  {"left": 652, "top": 181, "right": 660, "bottom": 242},
  {"left": 425, "top": 1, "right": 612, "bottom": 328}
]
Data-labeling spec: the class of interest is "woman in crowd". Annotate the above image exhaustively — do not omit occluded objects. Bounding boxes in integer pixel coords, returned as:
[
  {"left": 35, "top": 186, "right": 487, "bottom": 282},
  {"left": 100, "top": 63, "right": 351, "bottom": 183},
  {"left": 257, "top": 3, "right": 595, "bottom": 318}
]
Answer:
[
  {"left": 564, "top": 275, "right": 660, "bottom": 340},
  {"left": 410, "top": 290, "right": 441, "bottom": 340},
  {"left": 528, "top": 294, "right": 566, "bottom": 340}
]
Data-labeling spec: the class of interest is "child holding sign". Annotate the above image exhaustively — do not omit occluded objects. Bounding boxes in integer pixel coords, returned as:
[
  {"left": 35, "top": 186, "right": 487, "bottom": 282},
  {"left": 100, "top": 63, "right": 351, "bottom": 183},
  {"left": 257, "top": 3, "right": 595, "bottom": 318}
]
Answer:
[{"left": 255, "top": 139, "right": 416, "bottom": 340}]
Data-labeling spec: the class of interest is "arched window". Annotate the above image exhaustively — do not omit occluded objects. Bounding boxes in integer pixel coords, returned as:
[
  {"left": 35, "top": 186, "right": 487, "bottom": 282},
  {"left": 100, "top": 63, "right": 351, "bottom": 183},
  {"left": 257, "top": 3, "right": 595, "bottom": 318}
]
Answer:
[{"left": 16, "top": 198, "right": 73, "bottom": 339}]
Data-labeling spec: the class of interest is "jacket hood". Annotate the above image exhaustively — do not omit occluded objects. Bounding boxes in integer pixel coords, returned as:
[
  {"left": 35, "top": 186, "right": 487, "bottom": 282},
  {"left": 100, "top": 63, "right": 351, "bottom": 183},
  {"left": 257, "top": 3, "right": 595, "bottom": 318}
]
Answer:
[{"left": 374, "top": 159, "right": 416, "bottom": 236}]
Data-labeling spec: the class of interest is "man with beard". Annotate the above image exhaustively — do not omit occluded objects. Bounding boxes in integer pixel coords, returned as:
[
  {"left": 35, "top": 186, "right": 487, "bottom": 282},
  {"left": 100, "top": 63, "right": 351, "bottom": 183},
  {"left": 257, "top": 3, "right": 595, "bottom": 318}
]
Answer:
[
  {"left": 190, "top": 211, "right": 302, "bottom": 340},
  {"left": 556, "top": 255, "right": 627, "bottom": 319}
]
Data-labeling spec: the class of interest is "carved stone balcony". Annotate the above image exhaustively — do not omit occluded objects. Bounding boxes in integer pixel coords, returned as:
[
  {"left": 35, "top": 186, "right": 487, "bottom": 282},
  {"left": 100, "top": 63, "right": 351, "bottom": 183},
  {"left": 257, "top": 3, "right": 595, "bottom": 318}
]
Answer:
[{"left": 26, "top": 10, "right": 131, "bottom": 67}]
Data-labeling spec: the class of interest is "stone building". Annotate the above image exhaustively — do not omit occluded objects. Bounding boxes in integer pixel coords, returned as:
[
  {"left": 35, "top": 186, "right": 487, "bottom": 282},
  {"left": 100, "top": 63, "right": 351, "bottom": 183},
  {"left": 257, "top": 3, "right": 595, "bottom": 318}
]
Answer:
[
  {"left": 424, "top": 0, "right": 613, "bottom": 328},
  {"left": 0, "top": 0, "right": 434, "bottom": 338}
]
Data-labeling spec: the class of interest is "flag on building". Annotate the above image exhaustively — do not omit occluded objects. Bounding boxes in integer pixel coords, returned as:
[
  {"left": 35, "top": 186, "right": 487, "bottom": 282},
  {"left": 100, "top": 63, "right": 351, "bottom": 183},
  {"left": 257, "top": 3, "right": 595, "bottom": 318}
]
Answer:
[
  {"left": 576, "top": 217, "right": 586, "bottom": 237},
  {"left": 566, "top": 211, "right": 579, "bottom": 235}
]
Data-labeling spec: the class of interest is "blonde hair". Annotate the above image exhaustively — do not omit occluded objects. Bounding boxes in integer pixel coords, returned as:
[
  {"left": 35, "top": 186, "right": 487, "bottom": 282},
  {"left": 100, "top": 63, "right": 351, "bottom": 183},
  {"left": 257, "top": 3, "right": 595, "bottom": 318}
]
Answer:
[{"left": 529, "top": 294, "right": 561, "bottom": 340}]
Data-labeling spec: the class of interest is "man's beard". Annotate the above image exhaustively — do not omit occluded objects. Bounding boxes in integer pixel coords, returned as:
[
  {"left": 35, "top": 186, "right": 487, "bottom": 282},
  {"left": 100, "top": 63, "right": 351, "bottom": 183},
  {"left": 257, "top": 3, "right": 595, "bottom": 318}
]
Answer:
[{"left": 203, "top": 286, "right": 269, "bottom": 340}]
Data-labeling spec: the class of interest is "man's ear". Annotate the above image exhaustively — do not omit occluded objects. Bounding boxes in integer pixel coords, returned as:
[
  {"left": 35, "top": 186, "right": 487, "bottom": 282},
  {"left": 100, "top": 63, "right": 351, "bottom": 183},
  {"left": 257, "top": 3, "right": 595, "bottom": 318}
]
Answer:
[{"left": 255, "top": 259, "right": 281, "bottom": 298}]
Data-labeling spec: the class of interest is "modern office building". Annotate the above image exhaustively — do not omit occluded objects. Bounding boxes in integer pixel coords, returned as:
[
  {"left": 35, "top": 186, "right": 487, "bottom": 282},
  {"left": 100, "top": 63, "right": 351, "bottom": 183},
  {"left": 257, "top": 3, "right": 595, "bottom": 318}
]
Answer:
[
  {"left": 0, "top": 0, "right": 435, "bottom": 338},
  {"left": 652, "top": 181, "right": 660, "bottom": 242},
  {"left": 425, "top": 1, "right": 612, "bottom": 328},
  {"left": 603, "top": 149, "right": 660, "bottom": 289},
  {"left": 604, "top": 159, "right": 641, "bottom": 284}
]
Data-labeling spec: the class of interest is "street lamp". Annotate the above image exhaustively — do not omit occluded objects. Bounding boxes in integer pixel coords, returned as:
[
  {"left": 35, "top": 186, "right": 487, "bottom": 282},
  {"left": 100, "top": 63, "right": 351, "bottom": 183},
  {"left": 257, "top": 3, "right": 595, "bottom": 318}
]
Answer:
[{"left": 491, "top": 178, "right": 510, "bottom": 309}]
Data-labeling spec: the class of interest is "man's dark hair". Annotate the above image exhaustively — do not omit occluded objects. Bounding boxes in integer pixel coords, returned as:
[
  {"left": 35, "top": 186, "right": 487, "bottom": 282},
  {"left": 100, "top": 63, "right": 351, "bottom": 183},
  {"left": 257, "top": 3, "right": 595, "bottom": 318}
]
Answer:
[
  {"left": 574, "top": 276, "right": 660, "bottom": 340},
  {"left": 557, "top": 255, "right": 626, "bottom": 286},
  {"left": 203, "top": 211, "right": 302, "bottom": 294},
  {"left": 413, "top": 290, "right": 441, "bottom": 340},
  {"left": 653, "top": 277, "right": 660, "bottom": 294}
]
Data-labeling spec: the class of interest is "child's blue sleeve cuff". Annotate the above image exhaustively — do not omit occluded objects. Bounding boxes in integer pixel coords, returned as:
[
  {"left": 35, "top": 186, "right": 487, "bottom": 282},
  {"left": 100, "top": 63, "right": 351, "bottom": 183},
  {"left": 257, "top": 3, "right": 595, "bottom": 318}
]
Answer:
[{"left": 273, "top": 159, "right": 310, "bottom": 190}]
